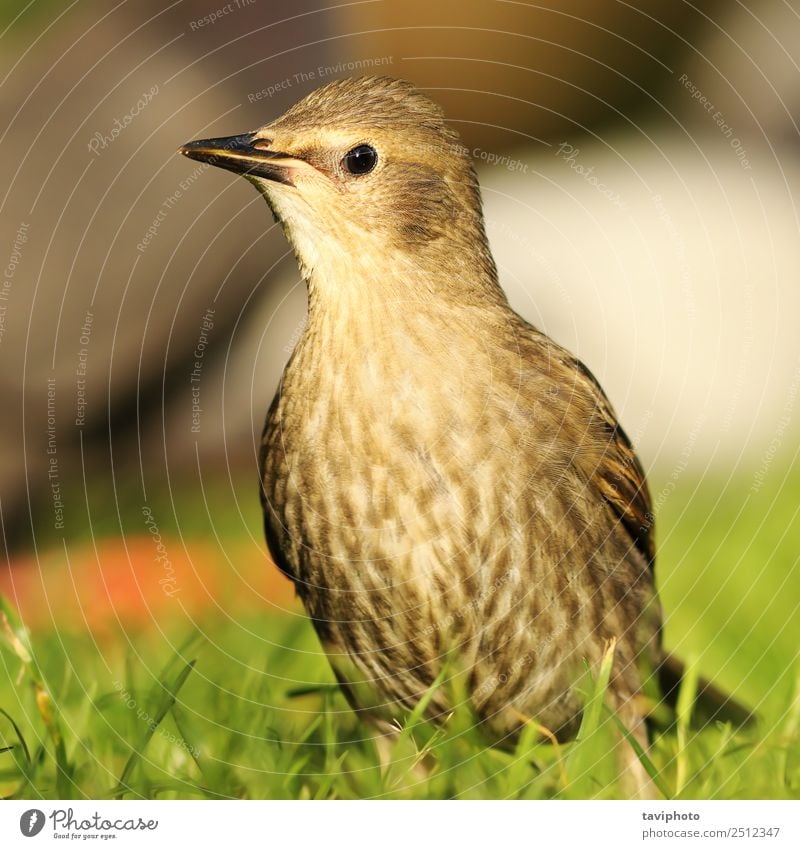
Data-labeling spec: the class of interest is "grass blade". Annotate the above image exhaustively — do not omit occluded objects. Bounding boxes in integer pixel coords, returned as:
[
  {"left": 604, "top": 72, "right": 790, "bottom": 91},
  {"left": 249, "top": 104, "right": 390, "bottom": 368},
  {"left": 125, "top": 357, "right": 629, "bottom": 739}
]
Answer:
[
  {"left": 565, "top": 639, "right": 617, "bottom": 797},
  {"left": 0, "top": 707, "right": 31, "bottom": 765},
  {"left": 1, "top": 596, "right": 74, "bottom": 796},
  {"left": 579, "top": 639, "right": 617, "bottom": 740},
  {"left": 608, "top": 709, "right": 671, "bottom": 799},
  {"left": 113, "top": 658, "right": 197, "bottom": 796},
  {"left": 675, "top": 655, "right": 700, "bottom": 795}
]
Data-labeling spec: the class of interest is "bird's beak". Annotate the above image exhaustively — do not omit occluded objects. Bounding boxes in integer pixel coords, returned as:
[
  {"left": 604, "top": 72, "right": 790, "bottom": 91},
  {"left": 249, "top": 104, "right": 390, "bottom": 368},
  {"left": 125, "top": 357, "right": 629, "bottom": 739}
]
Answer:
[{"left": 178, "top": 133, "right": 302, "bottom": 186}]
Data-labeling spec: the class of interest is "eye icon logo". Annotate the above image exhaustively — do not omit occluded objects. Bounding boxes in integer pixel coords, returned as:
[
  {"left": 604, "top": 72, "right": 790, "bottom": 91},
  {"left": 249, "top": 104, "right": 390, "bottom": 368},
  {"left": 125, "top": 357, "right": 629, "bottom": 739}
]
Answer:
[{"left": 19, "top": 810, "right": 45, "bottom": 837}]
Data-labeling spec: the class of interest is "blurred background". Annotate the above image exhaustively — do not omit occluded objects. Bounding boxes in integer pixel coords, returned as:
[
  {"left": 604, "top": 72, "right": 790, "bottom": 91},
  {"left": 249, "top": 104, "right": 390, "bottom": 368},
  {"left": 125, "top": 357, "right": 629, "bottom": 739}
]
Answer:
[{"left": 0, "top": 0, "right": 798, "bottom": 724}]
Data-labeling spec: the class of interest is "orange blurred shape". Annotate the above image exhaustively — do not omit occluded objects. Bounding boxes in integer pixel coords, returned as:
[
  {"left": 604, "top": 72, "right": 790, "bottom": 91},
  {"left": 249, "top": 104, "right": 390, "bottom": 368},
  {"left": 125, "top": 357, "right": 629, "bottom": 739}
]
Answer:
[{"left": 0, "top": 536, "right": 296, "bottom": 634}]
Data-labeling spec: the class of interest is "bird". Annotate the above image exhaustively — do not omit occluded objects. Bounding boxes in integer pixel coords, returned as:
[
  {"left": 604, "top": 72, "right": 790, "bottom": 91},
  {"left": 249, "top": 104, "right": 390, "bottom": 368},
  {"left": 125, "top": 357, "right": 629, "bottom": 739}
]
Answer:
[{"left": 179, "top": 76, "right": 745, "bottom": 793}]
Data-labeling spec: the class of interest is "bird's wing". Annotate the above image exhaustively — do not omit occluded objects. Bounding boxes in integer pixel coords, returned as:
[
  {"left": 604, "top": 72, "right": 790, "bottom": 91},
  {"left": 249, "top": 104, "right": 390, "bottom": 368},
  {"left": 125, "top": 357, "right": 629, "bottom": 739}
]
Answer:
[
  {"left": 259, "top": 390, "right": 300, "bottom": 583},
  {"left": 569, "top": 355, "right": 655, "bottom": 569}
]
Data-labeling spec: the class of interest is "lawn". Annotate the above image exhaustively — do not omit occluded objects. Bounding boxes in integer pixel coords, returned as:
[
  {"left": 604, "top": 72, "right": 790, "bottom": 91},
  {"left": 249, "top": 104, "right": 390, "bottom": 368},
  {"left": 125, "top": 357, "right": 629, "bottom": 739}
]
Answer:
[{"left": 1, "top": 453, "right": 798, "bottom": 800}]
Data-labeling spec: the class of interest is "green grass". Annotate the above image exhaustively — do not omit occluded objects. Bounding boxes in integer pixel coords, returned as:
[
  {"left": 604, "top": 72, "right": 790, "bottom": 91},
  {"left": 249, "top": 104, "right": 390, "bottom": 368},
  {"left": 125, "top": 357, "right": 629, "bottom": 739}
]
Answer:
[{"left": 1, "top": 454, "right": 799, "bottom": 799}]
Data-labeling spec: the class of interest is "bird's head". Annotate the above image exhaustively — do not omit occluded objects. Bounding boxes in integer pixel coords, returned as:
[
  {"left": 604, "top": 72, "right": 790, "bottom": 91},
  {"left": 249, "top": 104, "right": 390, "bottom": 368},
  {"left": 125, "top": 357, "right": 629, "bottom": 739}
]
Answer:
[{"left": 179, "top": 76, "right": 498, "bottom": 298}]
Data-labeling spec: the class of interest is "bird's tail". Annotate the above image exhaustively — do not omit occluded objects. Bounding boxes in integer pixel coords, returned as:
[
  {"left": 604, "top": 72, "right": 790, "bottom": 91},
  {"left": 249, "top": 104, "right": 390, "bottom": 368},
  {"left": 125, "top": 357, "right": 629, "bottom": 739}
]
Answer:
[{"left": 655, "top": 652, "right": 755, "bottom": 728}]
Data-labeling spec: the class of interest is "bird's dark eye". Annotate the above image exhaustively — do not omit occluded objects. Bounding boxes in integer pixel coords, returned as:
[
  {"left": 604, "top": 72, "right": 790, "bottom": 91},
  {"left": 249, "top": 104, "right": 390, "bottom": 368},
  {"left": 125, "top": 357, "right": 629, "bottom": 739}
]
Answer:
[{"left": 343, "top": 144, "right": 378, "bottom": 175}]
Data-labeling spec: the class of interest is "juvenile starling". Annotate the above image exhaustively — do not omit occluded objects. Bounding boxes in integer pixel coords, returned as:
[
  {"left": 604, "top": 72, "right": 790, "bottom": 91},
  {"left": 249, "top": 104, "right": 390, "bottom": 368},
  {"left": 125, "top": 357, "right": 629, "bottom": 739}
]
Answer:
[{"left": 180, "top": 77, "right": 688, "bottom": 784}]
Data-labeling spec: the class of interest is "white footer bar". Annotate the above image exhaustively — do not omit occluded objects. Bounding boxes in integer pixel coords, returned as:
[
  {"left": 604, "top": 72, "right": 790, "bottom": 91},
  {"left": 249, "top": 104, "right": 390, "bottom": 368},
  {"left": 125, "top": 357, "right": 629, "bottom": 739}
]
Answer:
[{"left": 2, "top": 800, "right": 797, "bottom": 848}]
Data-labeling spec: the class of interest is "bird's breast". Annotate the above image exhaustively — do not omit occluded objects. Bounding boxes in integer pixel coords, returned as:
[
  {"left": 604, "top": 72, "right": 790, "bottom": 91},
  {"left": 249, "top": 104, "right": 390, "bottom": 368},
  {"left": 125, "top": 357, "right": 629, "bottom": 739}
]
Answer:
[
  {"left": 262, "top": 332, "right": 532, "bottom": 585},
  {"left": 259, "top": 327, "right": 585, "bottom": 636},
  {"left": 259, "top": 320, "right": 656, "bottom": 734}
]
